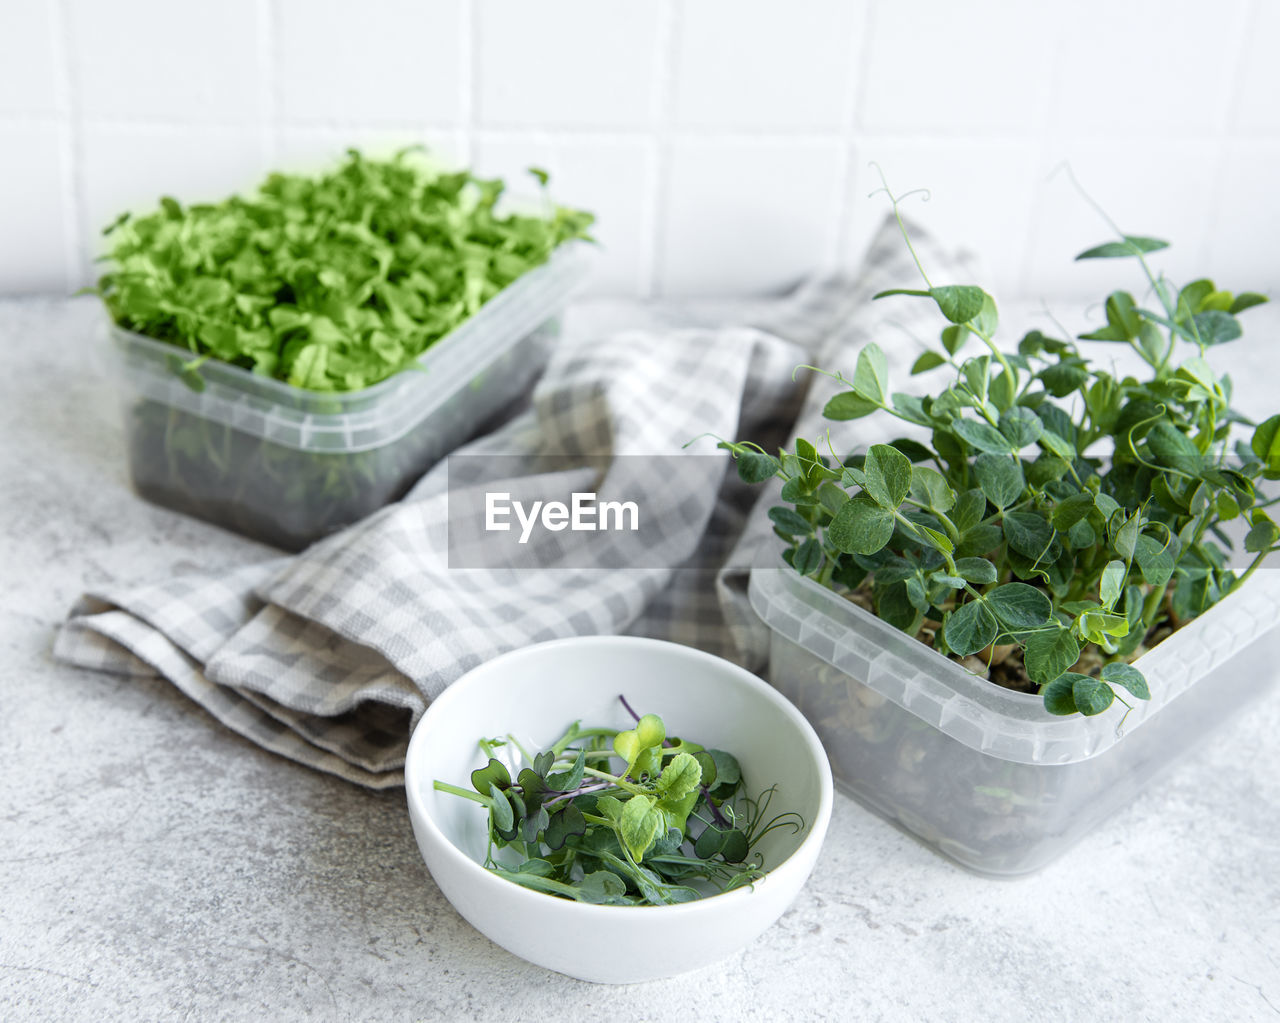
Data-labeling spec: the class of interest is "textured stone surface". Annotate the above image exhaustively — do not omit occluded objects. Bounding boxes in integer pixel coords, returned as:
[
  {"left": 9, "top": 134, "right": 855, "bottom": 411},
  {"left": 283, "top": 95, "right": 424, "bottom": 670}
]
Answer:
[{"left": 2, "top": 296, "right": 1278, "bottom": 1022}]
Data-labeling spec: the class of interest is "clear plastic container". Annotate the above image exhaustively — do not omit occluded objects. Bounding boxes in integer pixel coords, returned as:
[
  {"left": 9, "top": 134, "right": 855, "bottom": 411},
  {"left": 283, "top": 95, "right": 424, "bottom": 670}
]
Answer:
[
  {"left": 748, "top": 548, "right": 1280, "bottom": 876},
  {"left": 109, "top": 243, "right": 591, "bottom": 550}
]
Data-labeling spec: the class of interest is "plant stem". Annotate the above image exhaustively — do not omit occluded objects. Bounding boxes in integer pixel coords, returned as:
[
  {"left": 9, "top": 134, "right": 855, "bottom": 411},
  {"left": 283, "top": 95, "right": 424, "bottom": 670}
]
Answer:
[{"left": 432, "top": 781, "right": 491, "bottom": 806}]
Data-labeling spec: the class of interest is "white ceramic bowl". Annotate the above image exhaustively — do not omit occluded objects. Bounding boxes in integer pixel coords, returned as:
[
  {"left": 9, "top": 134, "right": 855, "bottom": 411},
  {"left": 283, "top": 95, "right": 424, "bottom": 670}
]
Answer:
[{"left": 404, "top": 636, "right": 833, "bottom": 984}]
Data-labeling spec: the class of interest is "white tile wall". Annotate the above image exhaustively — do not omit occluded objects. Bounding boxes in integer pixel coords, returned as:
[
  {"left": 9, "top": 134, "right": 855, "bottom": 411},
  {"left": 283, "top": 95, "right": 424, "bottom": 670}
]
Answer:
[
  {"left": 275, "top": 0, "right": 464, "bottom": 126},
  {"left": 475, "top": 2, "right": 662, "bottom": 129},
  {"left": 1047, "top": 0, "right": 1250, "bottom": 135},
  {"left": 0, "top": 3, "right": 61, "bottom": 116},
  {"left": 1, "top": 0, "right": 1277, "bottom": 300},
  {"left": 660, "top": 138, "right": 845, "bottom": 295},
  {"left": 66, "top": 0, "right": 264, "bottom": 121},
  {"left": 672, "top": 0, "right": 865, "bottom": 131},
  {"left": 1208, "top": 141, "right": 1280, "bottom": 298},
  {"left": 857, "top": 0, "right": 1049, "bottom": 134},
  {"left": 0, "top": 121, "right": 70, "bottom": 291}
]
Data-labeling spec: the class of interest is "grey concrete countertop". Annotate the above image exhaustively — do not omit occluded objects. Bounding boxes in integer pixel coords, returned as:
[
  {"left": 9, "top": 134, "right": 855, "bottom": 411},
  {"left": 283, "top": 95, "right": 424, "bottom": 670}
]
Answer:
[{"left": 2, "top": 296, "right": 1278, "bottom": 1022}]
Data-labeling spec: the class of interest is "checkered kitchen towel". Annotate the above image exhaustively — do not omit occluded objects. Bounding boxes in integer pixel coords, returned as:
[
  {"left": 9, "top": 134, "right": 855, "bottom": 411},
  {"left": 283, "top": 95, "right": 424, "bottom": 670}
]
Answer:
[{"left": 53, "top": 216, "right": 972, "bottom": 788}]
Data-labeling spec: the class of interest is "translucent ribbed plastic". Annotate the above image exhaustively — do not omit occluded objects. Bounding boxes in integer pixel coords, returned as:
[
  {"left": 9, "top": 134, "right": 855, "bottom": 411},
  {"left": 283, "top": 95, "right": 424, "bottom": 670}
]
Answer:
[
  {"left": 749, "top": 548, "right": 1280, "bottom": 875},
  {"left": 109, "top": 243, "right": 591, "bottom": 550}
]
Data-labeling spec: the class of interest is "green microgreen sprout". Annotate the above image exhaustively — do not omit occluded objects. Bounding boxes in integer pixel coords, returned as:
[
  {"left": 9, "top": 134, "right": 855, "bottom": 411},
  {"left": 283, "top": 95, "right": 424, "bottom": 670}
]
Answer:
[
  {"left": 90, "top": 147, "right": 595, "bottom": 392},
  {"left": 716, "top": 178, "right": 1276, "bottom": 722},
  {"left": 92, "top": 148, "right": 595, "bottom": 549},
  {"left": 432, "top": 698, "right": 804, "bottom": 906}
]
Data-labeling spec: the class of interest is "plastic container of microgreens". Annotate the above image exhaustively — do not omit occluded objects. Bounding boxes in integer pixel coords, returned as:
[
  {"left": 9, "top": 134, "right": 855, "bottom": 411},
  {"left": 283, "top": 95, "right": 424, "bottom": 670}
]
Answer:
[
  {"left": 748, "top": 547, "right": 1280, "bottom": 876},
  {"left": 110, "top": 242, "right": 591, "bottom": 550}
]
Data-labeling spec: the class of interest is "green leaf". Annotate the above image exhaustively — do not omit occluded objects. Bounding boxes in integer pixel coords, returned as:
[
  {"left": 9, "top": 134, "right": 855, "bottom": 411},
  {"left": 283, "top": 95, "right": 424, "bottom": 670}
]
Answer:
[
  {"left": 576, "top": 870, "right": 628, "bottom": 905},
  {"left": 919, "top": 524, "right": 954, "bottom": 555},
  {"left": 793, "top": 537, "right": 823, "bottom": 576},
  {"left": 998, "top": 408, "right": 1043, "bottom": 449},
  {"left": 909, "top": 465, "right": 955, "bottom": 512},
  {"left": 1072, "top": 674, "right": 1115, "bottom": 716},
  {"left": 1191, "top": 310, "right": 1242, "bottom": 346},
  {"left": 1252, "top": 415, "right": 1280, "bottom": 469},
  {"left": 817, "top": 480, "right": 850, "bottom": 515},
  {"left": 546, "top": 750, "right": 585, "bottom": 792},
  {"left": 864, "top": 443, "right": 912, "bottom": 509},
  {"left": 1098, "top": 559, "right": 1125, "bottom": 608},
  {"left": 956, "top": 523, "right": 1002, "bottom": 558},
  {"left": 634, "top": 713, "right": 666, "bottom": 749},
  {"left": 1100, "top": 662, "right": 1150, "bottom": 700},
  {"left": 619, "top": 794, "right": 663, "bottom": 862},
  {"left": 985, "top": 582, "right": 1053, "bottom": 628},
  {"left": 828, "top": 496, "right": 895, "bottom": 555},
  {"left": 706, "top": 749, "right": 741, "bottom": 792},
  {"left": 1078, "top": 323, "right": 1130, "bottom": 343},
  {"left": 911, "top": 351, "right": 948, "bottom": 375},
  {"left": 1133, "top": 534, "right": 1176, "bottom": 588},
  {"left": 516, "top": 767, "right": 548, "bottom": 806},
  {"left": 953, "top": 418, "right": 1015, "bottom": 455},
  {"left": 943, "top": 599, "right": 999, "bottom": 656},
  {"left": 941, "top": 324, "right": 970, "bottom": 355},
  {"left": 769, "top": 506, "right": 813, "bottom": 536},
  {"left": 1245, "top": 519, "right": 1280, "bottom": 553},
  {"left": 1050, "top": 491, "right": 1094, "bottom": 532},
  {"left": 974, "top": 454, "right": 1025, "bottom": 510},
  {"left": 1145, "top": 422, "right": 1201, "bottom": 473},
  {"left": 1039, "top": 361, "right": 1089, "bottom": 397},
  {"left": 613, "top": 730, "right": 640, "bottom": 775},
  {"left": 955, "top": 557, "right": 998, "bottom": 584},
  {"left": 1042, "top": 674, "right": 1078, "bottom": 715},
  {"left": 471, "top": 757, "right": 511, "bottom": 795},
  {"left": 824, "top": 391, "right": 879, "bottom": 420},
  {"left": 1038, "top": 430, "right": 1075, "bottom": 461},
  {"left": 723, "top": 445, "right": 779, "bottom": 483},
  {"left": 1075, "top": 235, "right": 1169, "bottom": 260},
  {"left": 1111, "top": 513, "right": 1141, "bottom": 561},
  {"left": 1106, "top": 290, "right": 1141, "bottom": 337},
  {"left": 929, "top": 285, "right": 986, "bottom": 324},
  {"left": 873, "top": 287, "right": 930, "bottom": 301},
  {"left": 655, "top": 752, "right": 702, "bottom": 802},
  {"left": 1230, "top": 292, "right": 1268, "bottom": 315},
  {"left": 489, "top": 783, "right": 514, "bottom": 832},
  {"left": 890, "top": 393, "right": 933, "bottom": 427},
  {"left": 953, "top": 489, "right": 987, "bottom": 532},
  {"left": 854, "top": 343, "right": 889, "bottom": 403},
  {"left": 1024, "top": 629, "right": 1081, "bottom": 686},
  {"left": 543, "top": 802, "right": 587, "bottom": 851}
]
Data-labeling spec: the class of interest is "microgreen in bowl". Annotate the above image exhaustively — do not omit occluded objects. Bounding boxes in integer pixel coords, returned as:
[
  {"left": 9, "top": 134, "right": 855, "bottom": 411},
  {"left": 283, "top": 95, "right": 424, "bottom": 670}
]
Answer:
[{"left": 433, "top": 697, "right": 804, "bottom": 906}]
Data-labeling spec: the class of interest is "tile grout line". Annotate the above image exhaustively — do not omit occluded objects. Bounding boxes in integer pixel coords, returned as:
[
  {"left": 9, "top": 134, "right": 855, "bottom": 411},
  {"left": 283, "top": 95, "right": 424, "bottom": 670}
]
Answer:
[
  {"left": 832, "top": 0, "right": 878, "bottom": 274},
  {"left": 1201, "top": 0, "right": 1260, "bottom": 270},
  {"left": 458, "top": 0, "right": 475, "bottom": 165},
  {"left": 1013, "top": 5, "right": 1069, "bottom": 305},
  {"left": 258, "top": 0, "right": 279, "bottom": 168},
  {"left": 49, "top": 0, "right": 86, "bottom": 292},
  {"left": 643, "top": 0, "right": 683, "bottom": 299}
]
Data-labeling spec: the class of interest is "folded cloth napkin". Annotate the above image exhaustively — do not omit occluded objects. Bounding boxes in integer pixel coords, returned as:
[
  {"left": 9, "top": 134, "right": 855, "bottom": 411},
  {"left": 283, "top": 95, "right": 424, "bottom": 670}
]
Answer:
[{"left": 54, "top": 216, "right": 970, "bottom": 788}]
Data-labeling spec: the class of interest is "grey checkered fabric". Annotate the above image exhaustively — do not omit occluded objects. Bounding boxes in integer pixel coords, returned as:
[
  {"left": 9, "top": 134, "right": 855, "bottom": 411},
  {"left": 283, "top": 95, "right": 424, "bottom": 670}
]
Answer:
[{"left": 54, "top": 216, "right": 970, "bottom": 788}]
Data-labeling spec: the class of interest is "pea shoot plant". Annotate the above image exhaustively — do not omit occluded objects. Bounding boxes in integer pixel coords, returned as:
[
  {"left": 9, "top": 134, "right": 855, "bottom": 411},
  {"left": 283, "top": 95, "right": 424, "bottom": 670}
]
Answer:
[
  {"left": 92, "top": 148, "right": 594, "bottom": 391},
  {"left": 722, "top": 194, "right": 1277, "bottom": 720},
  {"left": 434, "top": 699, "right": 802, "bottom": 906}
]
